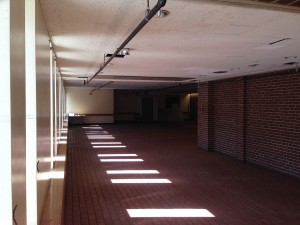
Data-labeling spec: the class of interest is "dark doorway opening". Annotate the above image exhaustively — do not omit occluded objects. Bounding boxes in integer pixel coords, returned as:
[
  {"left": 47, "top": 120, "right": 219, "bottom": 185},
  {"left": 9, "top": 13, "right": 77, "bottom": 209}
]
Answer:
[
  {"left": 189, "top": 94, "right": 198, "bottom": 121},
  {"left": 142, "top": 97, "right": 153, "bottom": 121}
]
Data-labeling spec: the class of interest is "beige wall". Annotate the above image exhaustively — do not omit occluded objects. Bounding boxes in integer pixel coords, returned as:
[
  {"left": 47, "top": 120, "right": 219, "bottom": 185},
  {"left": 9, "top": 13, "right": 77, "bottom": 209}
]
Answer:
[
  {"left": 0, "top": 1, "right": 52, "bottom": 224},
  {"left": 10, "top": 0, "right": 27, "bottom": 224},
  {"left": 66, "top": 88, "right": 114, "bottom": 123},
  {"left": 0, "top": 0, "right": 13, "bottom": 224},
  {"left": 35, "top": 0, "right": 51, "bottom": 222}
]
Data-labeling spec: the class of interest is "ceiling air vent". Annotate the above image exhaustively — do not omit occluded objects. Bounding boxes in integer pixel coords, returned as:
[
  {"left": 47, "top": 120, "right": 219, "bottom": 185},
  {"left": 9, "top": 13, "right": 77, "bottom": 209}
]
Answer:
[
  {"left": 249, "top": 0, "right": 300, "bottom": 9},
  {"left": 284, "top": 56, "right": 297, "bottom": 59},
  {"left": 213, "top": 71, "right": 228, "bottom": 74},
  {"left": 269, "top": 38, "right": 291, "bottom": 45}
]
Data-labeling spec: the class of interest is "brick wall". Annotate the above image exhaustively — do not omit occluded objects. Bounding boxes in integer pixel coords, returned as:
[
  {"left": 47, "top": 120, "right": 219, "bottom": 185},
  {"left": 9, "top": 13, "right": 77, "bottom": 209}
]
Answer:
[
  {"left": 198, "top": 70, "right": 300, "bottom": 178},
  {"left": 197, "top": 83, "right": 211, "bottom": 151},
  {"left": 211, "top": 78, "right": 245, "bottom": 160},
  {"left": 246, "top": 73, "right": 300, "bottom": 177}
]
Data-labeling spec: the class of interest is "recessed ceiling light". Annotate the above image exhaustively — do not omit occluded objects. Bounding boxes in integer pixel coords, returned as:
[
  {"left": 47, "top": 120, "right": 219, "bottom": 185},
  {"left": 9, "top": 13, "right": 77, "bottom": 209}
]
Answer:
[
  {"left": 284, "top": 62, "right": 298, "bottom": 65},
  {"left": 284, "top": 56, "right": 297, "bottom": 59},
  {"left": 249, "top": 64, "right": 260, "bottom": 67},
  {"left": 230, "top": 67, "right": 240, "bottom": 71},
  {"left": 213, "top": 71, "right": 227, "bottom": 74}
]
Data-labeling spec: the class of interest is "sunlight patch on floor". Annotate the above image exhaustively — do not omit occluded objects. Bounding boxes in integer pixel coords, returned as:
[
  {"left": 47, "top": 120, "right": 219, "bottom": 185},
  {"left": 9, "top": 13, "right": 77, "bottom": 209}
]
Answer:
[
  {"left": 127, "top": 209, "right": 215, "bottom": 217},
  {"left": 93, "top": 145, "right": 126, "bottom": 148},
  {"left": 100, "top": 159, "right": 143, "bottom": 162},
  {"left": 107, "top": 170, "right": 159, "bottom": 174},
  {"left": 112, "top": 179, "right": 171, "bottom": 183},
  {"left": 91, "top": 142, "right": 122, "bottom": 145},
  {"left": 98, "top": 154, "right": 137, "bottom": 157}
]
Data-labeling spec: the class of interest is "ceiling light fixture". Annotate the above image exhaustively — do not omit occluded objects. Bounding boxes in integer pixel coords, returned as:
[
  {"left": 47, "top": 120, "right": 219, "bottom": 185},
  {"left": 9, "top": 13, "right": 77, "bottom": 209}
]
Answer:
[
  {"left": 146, "top": 0, "right": 169, "bottom": 18},
  {"left": 119, "top": 48, "right": 130, "bottom": 55},
  {"left": 249, "top": 64, "right": 260, "bottom": 67},
  {"left": 230, "top": 67, "right": 240, "bottom": 71},
  {"left": 284, "top": 56, "right": 297, "bottom": 59},
  {"left": 284, "top": 62, "right": 298, "bottom": 65},
  {"left": 155, "top": 9, "right": 169, "bottom": 18}
]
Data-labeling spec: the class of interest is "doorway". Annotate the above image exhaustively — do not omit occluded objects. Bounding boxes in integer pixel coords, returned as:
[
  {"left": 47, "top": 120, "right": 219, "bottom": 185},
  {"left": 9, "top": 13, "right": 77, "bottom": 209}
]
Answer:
[{"left": 142, "top": 97, "right": 153, "bottom": 121}]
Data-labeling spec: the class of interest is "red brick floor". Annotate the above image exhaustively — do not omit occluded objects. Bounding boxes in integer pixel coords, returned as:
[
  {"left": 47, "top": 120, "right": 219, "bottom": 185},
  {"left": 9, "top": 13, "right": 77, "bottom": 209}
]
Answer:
[{"left": 63, "top": 122, "right": 300, "bottom": 225}]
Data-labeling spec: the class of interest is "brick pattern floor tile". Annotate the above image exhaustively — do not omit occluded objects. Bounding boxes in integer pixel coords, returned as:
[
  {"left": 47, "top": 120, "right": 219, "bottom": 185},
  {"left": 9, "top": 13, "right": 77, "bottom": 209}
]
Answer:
[{"left": 63, "top": 123, "right": 300, "bottom": 225}]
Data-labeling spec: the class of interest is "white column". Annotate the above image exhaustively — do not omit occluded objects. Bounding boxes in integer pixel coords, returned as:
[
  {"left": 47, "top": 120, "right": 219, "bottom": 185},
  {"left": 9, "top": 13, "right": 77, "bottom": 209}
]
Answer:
[
  {"left": 54, "top": 61, "right": 58, "bottom": 156},
  {"left": 50, "top": 46, "right": 54, "bottom": 169},
  {"left": 25, "top": 0, "right": 38, "bottom": 224},
  {"left": 0, "top": 1, "right": 13, "bottom": 224},
  {"left": 58, "top": 76, "right": 62, "bottom": 137}
]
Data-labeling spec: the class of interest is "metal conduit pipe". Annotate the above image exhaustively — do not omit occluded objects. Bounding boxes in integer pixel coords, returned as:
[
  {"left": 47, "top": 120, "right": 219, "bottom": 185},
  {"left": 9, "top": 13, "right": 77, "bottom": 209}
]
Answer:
[
  {"left": 86, "top": 0, "right": 167, "bottom": 85},
  {"left": 90, "top": 81, "right": 114, "bottom": 95}
]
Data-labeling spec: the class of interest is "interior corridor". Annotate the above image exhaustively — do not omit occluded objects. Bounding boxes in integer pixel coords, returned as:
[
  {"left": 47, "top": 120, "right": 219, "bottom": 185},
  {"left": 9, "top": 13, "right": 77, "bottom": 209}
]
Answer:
[{"left": 62, "top": 122, "right": 300, "bottom": 225}]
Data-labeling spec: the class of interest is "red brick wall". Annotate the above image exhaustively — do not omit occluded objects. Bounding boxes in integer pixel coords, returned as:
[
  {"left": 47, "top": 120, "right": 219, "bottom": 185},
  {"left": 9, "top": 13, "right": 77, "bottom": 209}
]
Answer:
[
  {"left": 211, "top": 78, "right": 245, "bottom": 160},
  {"left": 246, "top": 73, "right": 300, "bottom": 177},
  {"left": 198, "top": 70, "right": 300, "bottom": 178},
  {"left": 197, "top": 83, "right": 211, "bottom": 151}
]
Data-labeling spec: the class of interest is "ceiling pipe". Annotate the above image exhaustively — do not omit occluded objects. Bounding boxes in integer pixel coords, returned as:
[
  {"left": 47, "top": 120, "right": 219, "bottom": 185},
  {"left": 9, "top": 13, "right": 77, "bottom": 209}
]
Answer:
[
  {"left": 90, "top": 81, "right": 114, "bottom": 95},
  {"left": 86, "top": 0, "right": 167, "bottom": 85}
]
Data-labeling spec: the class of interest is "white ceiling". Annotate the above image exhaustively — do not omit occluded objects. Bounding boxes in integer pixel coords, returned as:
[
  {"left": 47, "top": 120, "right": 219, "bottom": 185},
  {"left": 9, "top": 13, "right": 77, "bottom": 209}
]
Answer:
[{"left": 40, "top": 0, "right": 300, "bottom": 92}]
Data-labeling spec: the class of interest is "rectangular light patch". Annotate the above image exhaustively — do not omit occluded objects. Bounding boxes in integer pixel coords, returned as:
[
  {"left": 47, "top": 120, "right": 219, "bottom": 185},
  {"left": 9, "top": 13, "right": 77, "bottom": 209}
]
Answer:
[
  {"left": 87, "top": 135, "right": 113, "bottom": 138},
  {"left": 91, "top": 142, "right": 122, "bottom": 145},
  {"left": 98, "top": 154, "right": 137, "bottom": 157},
  {"left": 93, "top": 145, "right": 126, "bottom": 148},
  {"left": 53, "top": 156, "right": 66, "bottom": 161},
  {"left": 88, "top": 137, "right": 115, "bottom": 140},
  {"left": 100, "top": 159, "right": 143, "bottom": 162},
  {"left": 107, "top": 170, "right": 159, "bottom": 174},
  {"left": 127, "top": 209, "right": 215, "bottom": 217},
  {"left": 112, "top": 179, "right": 171, "bottom": 183},
  {"left": 86, "top": 131, "right": 108, "bottom": 134},
  {"left": 59, "top": 136, "right": 67, "bottom": 140}
]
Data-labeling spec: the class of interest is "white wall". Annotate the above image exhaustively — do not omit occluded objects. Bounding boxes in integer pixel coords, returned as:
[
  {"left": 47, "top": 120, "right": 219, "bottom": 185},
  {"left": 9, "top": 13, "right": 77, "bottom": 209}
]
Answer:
[{"left": 66, "top": 88, "right": 114, "bottom": 123}]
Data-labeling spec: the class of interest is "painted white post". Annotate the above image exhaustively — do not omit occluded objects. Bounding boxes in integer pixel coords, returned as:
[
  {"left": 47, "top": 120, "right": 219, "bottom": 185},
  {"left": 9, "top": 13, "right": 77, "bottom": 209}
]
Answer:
[
  {"left": 58, "top": 77, "right": 62, "bottom": 138},
  {"left": 50, "top": 45, "right": 54, "bottom": 169},
  {"left": 54, "top": 61, "right": 58, "bottom": 156},
  {"left": 25, "top": 0, "right": 38, "bottom": 224},
  {"left": 0, "top": 1, "right": 13, "bottom": 224}
]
